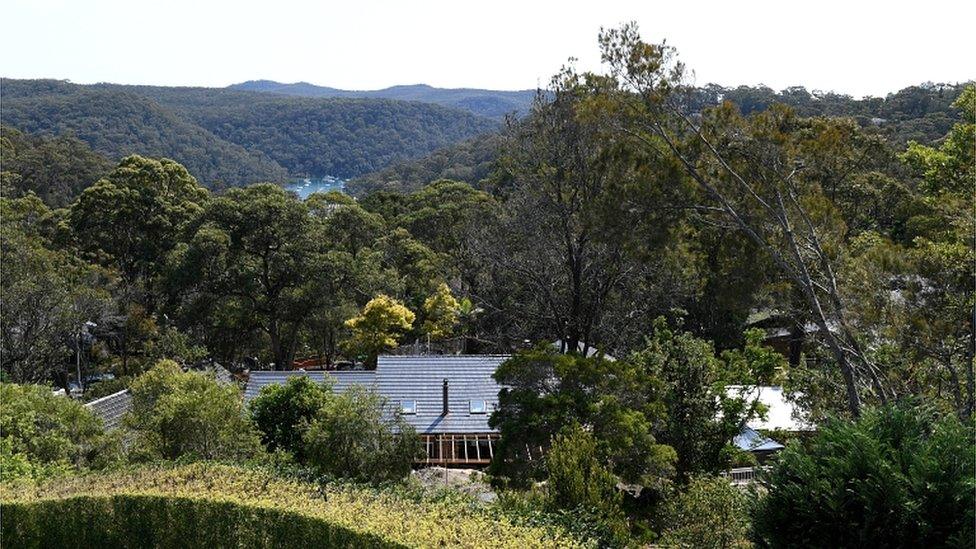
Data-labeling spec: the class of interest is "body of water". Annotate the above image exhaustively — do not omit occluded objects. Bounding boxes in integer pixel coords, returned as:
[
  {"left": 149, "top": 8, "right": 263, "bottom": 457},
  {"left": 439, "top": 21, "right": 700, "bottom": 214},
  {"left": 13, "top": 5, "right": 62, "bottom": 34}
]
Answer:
[{"left": 284, "top": 176, "right": 346, "bottom": 199}]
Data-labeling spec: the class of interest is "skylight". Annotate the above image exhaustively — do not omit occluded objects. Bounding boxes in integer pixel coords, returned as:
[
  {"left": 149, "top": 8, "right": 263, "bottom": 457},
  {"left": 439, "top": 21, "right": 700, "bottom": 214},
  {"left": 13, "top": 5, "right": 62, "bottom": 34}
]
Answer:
[
  {"left": 401, "top": 400, "right": 417, "bottom": 415},
  {"left": 469, "top": 399, "right": 487, "bottom": 414}
]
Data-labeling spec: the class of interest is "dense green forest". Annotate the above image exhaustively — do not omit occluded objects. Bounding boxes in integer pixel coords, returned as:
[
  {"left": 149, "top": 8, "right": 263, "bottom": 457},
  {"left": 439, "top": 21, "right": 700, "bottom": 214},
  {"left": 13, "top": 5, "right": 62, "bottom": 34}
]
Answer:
[
  {"left": 1, "top": 79, "right": 499, "bottom": 186},
  {"left": 349, "top": 82, "right": 969, "bottom": 195},
  {"left": 0, "top": 125, "right": 113, "bottom": 207},
  {"left": 230, "top": 80, "right": 537, "bottom": 119},
  {"left": 1, "top": 79, "right": 289, "bottom": 185},
  {"left": 348, "top": 132, "right": 504, "bottom": 195},
  {"left": 2, "top": 23, "right": 973, "bottom": 548}
]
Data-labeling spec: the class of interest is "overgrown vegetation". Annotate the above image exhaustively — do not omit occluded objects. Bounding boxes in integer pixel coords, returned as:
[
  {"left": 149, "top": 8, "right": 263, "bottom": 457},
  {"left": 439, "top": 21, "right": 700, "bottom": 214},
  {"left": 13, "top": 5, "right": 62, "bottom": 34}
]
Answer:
[
  {"left": 0, "top": 463, "right": 588, "bottom": 548},
  {"left": 751, "top": 403, "right": 975, "bottom": 547},
  {"left": 1, "top": 21, "right": 973, "bottom": 549}
]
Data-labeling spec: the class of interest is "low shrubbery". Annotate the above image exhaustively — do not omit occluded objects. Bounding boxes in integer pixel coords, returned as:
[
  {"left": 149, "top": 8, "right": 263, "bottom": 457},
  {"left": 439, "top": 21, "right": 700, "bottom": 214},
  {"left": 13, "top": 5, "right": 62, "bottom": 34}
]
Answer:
[
  {"left": 303, "top": 385, "right": 422, "bottom": 483},
  {"left": 0, "top": 383, "right": 120, "bottom": 481},
  {"left": 249, "top": 375, "right": 331, "bottom": 460},
  {"left": 657, "top": 475, "right": 751, "bottom": 548},
  {"left": 126, "top": 360, "right": 261, "bottom": 461},
  {"left": 751, "top": 403, "right": 975, "bottom": 547},
  {"left": 249, "top": 376, "right": 422, "bottom": 484},
  {"left": 0, "top": 462, "right": 588, "bottom": 548},
  {"left": 2, "top": 495, "right": 399, "bottom": 548}
]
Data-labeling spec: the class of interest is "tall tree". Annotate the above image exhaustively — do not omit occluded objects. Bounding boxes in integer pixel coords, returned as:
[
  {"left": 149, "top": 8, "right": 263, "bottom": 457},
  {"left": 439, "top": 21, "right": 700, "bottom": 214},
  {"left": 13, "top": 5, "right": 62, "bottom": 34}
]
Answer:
[
  {"left": 69, "top": 155, "right": 209, "bottom": 307},
  {"left": 597, "top": 24, "right": 889, "bottom": 415},
  {"left": 171, "top": 184, "right": 323, "bottom": 369}
]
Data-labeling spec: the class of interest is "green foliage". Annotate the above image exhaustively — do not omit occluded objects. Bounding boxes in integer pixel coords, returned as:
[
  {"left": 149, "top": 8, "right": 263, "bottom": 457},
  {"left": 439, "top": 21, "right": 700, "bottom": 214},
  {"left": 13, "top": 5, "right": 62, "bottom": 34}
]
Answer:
[
  {"left": 0, "top": 462, "right": 587, "bottom": 548},
  {"left": 422, "top": 282, "right": 460, "bottom": 340},
  {"left": 0, "top": 495, "right": 401, "bottom": 549},
  {"left": 126, "top": 360, "right": 260, "bottom": 461},
  {"left": 69, "top": 155, "right": 210, "bottom": 289},
  {"left": 303, "top": 385, "right": 422, "bottom": 484},
  {"left": 343, "top": 295, "right": 416, "bottom": 364},
  {"left": 348, "top": 133, "right": 505, "bottom": 195},
  {"left": 249, "top": 376, "right": 333, "bottom": 459},
  {"left": 631, "top": 318, "right": 773, "bottom": 478},
  {"left": 0, "top": 79, "right": 289, "bottom": 186},
  {"left": 1, "top": 195, "right": 112, "bottom": 384},
  {"left": 658, "top": 475, "right": 751, "bottom": 549},
  {"left": 0, "top": 125, "right": 113, "bottom": 207},
  {"left": 546, "top": 424, "right": 621, "bottom": 512},
  {"left": 491, "top": 347, "right": 675, "bottom": 487},
  {"left": 0, "top": 383, "right": 119, "bottom": 480},
  {"left": 751, "top": 404, "right": 975, "bottom": 547}
]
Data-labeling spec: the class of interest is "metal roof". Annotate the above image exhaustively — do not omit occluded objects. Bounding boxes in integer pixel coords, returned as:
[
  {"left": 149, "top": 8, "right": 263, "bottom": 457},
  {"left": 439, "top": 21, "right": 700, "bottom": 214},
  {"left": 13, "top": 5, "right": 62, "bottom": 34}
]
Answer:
[
  {"left": 733, "top": 426, "right": 785, "bottom": 453},
  {"left": 84, "top": 389, "right": 132, "bottom": 431},
  {"left": 244, "top": 370, "right": 376, "bottom": 401},
  {"left": 375, "top": 355, "right": 509, "bottom": 434}
]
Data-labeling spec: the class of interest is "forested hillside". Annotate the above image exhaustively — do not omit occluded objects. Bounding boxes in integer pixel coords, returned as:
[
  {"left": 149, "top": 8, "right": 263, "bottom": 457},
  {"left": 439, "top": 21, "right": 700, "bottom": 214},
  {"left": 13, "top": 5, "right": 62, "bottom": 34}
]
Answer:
[
  {"left": 109, "top": 84, "right": 500, "bottom": 178},
  {"left": 0, "top": 125, "right": 113, "bottom": 207},
  {"left": 0, "top": 79, "right": 499, "bottom": 186},
  {"left": 351, "top": 82, "right": 970, "bottom": 194},
  {"left": 347, "top": 132, "right": 503, "bottom": 195},
  {"left": 1, "top": 79, "right": 289, "bottom": 186},
  {"left": 230, "top": 80, "right": 536, "bottom": 119}
]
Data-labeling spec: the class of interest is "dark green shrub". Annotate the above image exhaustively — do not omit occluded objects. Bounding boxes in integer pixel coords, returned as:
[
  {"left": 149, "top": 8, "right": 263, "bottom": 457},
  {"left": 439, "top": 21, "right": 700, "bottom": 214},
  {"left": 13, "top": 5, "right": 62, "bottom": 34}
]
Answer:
[
  {"left": 303, "top": 385, "right": 422, "bottom": 484},
  {"left": 545, "top": 424, "right": 631, "bottom": 546},
  {"left": 658, "top": 475, "right": 751, "bottom": 548},
  {"left": 0, "top": 383, "right": 120, "bottom": 480},
  {"left": 249, "top": 375, "right": 332, "bottom": 459},
  {"left": 752, "top": 403, "right": 975, "bottom": 548},
  {"left": 126, "top": 360, "right": 261, "bottom": 461},
  {"left": 0, "top": 494, "right": 403, "bottom": 548}
]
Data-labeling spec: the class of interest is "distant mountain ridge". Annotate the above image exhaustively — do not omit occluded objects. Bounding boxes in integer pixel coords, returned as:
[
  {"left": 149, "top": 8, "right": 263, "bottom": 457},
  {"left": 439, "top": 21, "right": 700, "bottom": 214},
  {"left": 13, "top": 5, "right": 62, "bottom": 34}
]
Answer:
[
  {"left": 228, "top": 80, "right": 537, "bottom": 119},
  {"left": 1, "top": 79, "right": 499, "bottom": 186}
]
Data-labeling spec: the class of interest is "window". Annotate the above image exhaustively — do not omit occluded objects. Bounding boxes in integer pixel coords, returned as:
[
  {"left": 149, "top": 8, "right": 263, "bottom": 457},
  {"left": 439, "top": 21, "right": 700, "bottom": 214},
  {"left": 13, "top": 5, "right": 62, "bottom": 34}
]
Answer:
[
  {"left": 400, "top": 400, "right": 417, "bottom": 414},
  {"left": 469, "top": 399, "right": 488, "bottom": 414}
]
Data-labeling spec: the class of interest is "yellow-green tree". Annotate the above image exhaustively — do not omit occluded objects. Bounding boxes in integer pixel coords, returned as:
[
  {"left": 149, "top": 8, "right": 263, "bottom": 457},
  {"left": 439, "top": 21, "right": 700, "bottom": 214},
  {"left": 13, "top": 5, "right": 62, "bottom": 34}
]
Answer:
[
  {"left": 421, "top": 283, "right": 459, "bottom": 340},
  {"left": 343, "top": 295, "right": 415, "bottom": 365}
]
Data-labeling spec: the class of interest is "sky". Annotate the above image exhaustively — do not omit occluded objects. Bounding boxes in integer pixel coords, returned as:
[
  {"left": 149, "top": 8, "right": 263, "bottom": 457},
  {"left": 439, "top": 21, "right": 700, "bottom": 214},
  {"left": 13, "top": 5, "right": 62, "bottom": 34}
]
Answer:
[{"left": 2, "top": 0, "right": 972, "bottom": 98}]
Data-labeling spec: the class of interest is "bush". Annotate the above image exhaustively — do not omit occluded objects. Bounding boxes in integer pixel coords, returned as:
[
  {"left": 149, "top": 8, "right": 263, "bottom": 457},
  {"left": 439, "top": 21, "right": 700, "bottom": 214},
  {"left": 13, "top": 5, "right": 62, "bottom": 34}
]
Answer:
[
  {"left": 0, "top": 462, "right": 587, "bottom": 548},
  {"left": 126, "top": 360, "right": 261, "bottom": 461},
  {"left": 0, "top": 383, "right": 119, "bottom": 480},
  {"left": 658, "top": 475, "right": 751, "bottom": 548},
  {"left": 545, "top": 424, "right": 630, "bottom": 546},
  {"left": 0, "top": 495, "right": 399, "bottom": 548},
  {"left": 249, "top": 375, "right": 332, "bottom": 459},
  {"left": 303, "top": 385, "right": 422, "bottom": 484},
  {"left": 751, "top": 403, "right": 975, "bottom": 547}
]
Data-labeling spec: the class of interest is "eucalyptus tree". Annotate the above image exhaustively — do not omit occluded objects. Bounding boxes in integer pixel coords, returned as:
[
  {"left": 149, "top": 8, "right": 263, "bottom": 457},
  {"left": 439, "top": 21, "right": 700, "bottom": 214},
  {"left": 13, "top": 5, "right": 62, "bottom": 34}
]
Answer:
[{"left": 596, "top": 24, "right": 890, "bottom": 415}]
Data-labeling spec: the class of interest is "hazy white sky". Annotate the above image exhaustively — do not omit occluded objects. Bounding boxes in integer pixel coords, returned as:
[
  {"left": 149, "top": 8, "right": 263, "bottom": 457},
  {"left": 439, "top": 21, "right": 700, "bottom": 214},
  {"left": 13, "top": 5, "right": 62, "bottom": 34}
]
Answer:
[{"left": 2, "top": 0, "right": 972, "bottom": 97}]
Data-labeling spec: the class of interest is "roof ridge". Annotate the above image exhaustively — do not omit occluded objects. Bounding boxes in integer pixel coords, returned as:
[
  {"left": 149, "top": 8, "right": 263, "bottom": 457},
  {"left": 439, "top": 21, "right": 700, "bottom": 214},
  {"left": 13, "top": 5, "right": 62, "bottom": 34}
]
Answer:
[{"left": 83, "top": 389, "right": 130, "bottom": 408}]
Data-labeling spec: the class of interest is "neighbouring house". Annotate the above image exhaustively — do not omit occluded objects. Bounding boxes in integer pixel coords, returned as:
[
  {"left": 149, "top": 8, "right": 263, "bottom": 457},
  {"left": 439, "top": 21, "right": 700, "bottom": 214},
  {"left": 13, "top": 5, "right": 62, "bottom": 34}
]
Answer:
[
  {"left": 727, "top": 385, "right": 814, "bottom": 461},
  {"left": 84, "top": 389, "right": 132, "bottom": 431},
  {"left": 245, "top": 355, "right": 509, "bottom": 467}
]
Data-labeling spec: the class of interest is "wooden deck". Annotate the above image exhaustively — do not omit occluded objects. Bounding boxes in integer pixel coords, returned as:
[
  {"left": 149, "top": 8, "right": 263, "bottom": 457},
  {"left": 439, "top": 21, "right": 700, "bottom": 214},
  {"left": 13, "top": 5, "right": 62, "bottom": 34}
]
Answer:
[{"left": 420, "top": 433, "right": 499, "bottom": 466}]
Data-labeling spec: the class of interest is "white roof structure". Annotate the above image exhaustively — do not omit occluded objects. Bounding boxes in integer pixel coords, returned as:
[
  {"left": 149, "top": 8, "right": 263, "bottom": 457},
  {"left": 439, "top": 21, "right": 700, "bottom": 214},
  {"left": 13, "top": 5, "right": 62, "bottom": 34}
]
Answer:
[{"left": 727, "top": 385, "right": 814, "bottom": 432}]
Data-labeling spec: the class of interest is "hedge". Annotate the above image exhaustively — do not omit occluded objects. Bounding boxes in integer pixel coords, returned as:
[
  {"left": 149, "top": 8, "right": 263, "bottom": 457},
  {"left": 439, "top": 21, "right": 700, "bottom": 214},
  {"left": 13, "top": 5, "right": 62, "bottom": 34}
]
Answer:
[
  {"left": 1, "top": 494, "right": 398, "bottom": 548},
  {"left": 0, "top": 463, "right": 584, "bottom": 548}
]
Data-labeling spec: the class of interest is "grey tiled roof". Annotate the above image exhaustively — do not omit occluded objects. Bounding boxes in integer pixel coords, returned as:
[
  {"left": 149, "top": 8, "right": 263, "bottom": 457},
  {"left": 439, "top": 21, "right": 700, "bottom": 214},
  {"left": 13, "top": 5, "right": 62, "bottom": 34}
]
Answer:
[
  {"left": 244, "top": 370, "right": 376, "bottom": 402},
  {"left": 84, "top": 389, "right": 132, "bottom": 431},
  {"left": 376, "top": 355, "right": 509, "bottom": 434}
]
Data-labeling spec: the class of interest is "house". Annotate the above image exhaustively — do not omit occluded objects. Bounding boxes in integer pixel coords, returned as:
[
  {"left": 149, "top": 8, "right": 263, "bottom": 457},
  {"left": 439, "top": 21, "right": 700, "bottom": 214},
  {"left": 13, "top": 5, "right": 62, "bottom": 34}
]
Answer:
[
  {"left": 245, "top": 355, "right": 509, "bottom": 467},
  {"left": 244, "top": 370, "right": 377, "bottom": 401},
  {"left": 84, "top": 389, "right": 132, "bottom": 431},
  {"left": 377, "top": 355, "right": 507, "bottom": 467}
]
